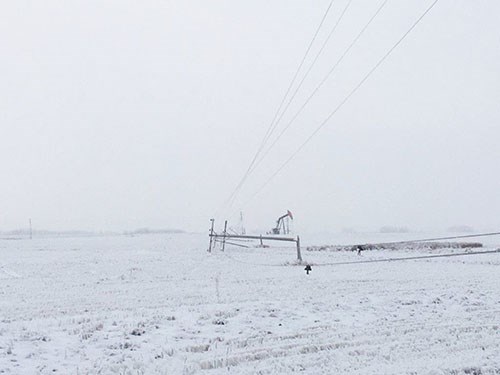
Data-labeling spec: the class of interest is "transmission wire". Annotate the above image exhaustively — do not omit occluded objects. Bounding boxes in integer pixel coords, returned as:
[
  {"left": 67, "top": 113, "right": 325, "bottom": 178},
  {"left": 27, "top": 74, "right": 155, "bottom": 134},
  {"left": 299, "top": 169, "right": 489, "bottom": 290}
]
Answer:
[
  {"left": 225, "top": 0, "right": 353, "bottom": 212},
  {"left": 242, "top": 0, "right": 440, "bottom": 207},
  {"left": 215, "top": 0, "right": 336, "bottom": 218},
  {"left": 225, "top": 0, "right": 389, "bottom": 218},
  {"left": 252, "top": 0, "right": 389, "bottom": 177},
  {"left": 259, "top": 0, "right": 353, "bottom": 165}
]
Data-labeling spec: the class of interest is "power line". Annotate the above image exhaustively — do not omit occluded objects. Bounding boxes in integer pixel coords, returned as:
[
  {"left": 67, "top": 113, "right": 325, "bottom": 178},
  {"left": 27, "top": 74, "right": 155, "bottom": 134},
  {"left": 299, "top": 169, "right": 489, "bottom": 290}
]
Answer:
[
  {"left": 219, "top": 230, "right": 500, "bottom": 268},
  {"left": 214, "top": 239, "right": 250, "bottom": 248},
  {"left": 251, "top": 0, "right": 389, "bottom": 177},
  {"left": 216, "top": 0, "right": 336, "bottom": 217},
  {"left": 226, "top": 0, "right": 352, "bottom": 213},
  {"left": 242, "top": 0, "right": 440, "bottom": 207},
  {"left": 314, "top": 249, "right": 500, "bottom": 267},
  {"left": 221, "top": 251, "right": 296, "bottom": 267},
  {"left": 225, "top": 0, "right": 389, "bottom": 218},
  {"left": 220, "top": 246, "right": 500, "bottom": 268},
  {"left": 225, "top": 0, "right": 354, "bottom": 214},
  {"left": 260, "top": 0, "right": 353, "bottom": 163},
  {"left": 356, "top": 231, "right": 500, "bottom": 247}
]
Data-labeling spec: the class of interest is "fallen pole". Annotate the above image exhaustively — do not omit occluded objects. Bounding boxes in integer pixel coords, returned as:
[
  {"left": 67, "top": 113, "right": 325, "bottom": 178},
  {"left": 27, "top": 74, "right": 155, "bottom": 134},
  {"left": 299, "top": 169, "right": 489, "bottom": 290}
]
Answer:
[{"left": 209, "top": 233, "right": 296, "bottom": 242}]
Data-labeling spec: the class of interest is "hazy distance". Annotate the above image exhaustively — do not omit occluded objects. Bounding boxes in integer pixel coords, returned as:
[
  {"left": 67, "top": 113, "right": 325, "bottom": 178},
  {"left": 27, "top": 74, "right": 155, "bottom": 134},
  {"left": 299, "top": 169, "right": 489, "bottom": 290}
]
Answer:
[{"left": 1, "top": 1, "right": 499, "bottom": 234}]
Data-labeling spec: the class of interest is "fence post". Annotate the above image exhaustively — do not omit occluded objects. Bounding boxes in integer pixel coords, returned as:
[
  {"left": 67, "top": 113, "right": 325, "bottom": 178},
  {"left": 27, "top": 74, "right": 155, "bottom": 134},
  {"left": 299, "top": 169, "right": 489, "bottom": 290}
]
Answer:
[{"left": 296, "top": 235, "right": 302, "bottom": 262}]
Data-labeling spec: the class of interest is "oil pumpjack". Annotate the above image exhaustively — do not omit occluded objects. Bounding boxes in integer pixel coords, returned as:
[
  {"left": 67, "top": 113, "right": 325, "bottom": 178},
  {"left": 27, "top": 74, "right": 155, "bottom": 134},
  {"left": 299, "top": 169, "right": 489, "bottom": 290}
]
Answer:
[{"left": 270, "top": 210, "right": 293, "bottom": 235}]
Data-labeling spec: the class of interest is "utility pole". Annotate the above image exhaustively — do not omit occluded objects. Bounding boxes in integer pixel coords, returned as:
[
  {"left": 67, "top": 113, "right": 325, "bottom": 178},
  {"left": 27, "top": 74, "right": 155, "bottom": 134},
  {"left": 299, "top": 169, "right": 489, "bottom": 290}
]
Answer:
[
  {"left": 239, "top": 211, "right": 246, "bottom": 235},
  {"left": 208, "top": 219, "right": 215, "bottom": 253},
  {"left": 222, "top": 220, "right": 228, "bottom": 252},
  {"left": 296, "top": 235, "right": 302, "bottom": 262}
]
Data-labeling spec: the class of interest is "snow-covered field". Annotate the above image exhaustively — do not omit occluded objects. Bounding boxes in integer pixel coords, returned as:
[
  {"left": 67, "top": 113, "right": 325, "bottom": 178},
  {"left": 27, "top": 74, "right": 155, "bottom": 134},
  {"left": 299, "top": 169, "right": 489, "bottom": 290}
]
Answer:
[{"left": 1, "top": 233, "right": 499, "bottom": 374}]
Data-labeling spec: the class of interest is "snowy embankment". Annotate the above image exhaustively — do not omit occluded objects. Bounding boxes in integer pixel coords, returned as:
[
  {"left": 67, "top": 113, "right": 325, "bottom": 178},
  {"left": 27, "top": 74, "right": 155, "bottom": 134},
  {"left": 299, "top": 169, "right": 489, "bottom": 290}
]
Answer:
[
  {"left": 0, "top": 234, "right": 499, "bottom": 374},
  {"left": 307, "top": 241, "right": 483, "bottom": 252}
]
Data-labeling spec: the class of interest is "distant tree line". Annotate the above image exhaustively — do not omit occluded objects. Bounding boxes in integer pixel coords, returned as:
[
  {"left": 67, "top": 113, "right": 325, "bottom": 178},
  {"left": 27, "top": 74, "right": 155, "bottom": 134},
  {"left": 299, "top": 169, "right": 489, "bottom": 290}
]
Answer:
[{"left": 123, "top": 228, "right": 185, "bottom": 235}]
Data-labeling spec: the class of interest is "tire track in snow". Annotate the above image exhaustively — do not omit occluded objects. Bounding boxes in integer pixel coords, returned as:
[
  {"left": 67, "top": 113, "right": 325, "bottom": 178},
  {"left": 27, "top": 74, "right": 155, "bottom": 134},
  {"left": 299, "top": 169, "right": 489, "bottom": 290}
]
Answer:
[
  {"left": 0, "top": 264, "right": 21, "bottom": 279},
  {"left": 190, "top": 314, "right": 499, "bottom": 372}
]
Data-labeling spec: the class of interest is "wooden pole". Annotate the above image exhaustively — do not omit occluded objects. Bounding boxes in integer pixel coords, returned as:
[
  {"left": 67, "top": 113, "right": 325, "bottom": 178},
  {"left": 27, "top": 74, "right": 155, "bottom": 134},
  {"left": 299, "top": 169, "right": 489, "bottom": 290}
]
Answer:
[
  {"left": 209, "top": 233, "right": 296, "bottom": 242},
  {"left": 208, "top": 219, "right": 215, "bottom": 253},
  {"left": 296, "top": 235, "right": 302, "bottom": 262},
  {"left": 222, "top": 220, "right": 228, "bottom": 252}
]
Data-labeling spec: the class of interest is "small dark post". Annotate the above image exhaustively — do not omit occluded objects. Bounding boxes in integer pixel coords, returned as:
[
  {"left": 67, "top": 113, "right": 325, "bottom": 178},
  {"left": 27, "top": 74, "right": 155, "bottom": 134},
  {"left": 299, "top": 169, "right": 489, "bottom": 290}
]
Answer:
[
  {"left": 221, "top": 220, "right": 228, "bottom": 252},
  {"left": 260, "top": 234, "right": 263, "bottom": 247},
  {"left": 296, "top": 235, "right": 302, "bottom": 262},
  {"left": 304, "top": 264, "right": 312, "bottom": 275},
  {"left": 357, "top": 245, "right": 363, "bottom": 255},
  {"left": 208, "top": 219, "right": 215, "bottom": 253}
]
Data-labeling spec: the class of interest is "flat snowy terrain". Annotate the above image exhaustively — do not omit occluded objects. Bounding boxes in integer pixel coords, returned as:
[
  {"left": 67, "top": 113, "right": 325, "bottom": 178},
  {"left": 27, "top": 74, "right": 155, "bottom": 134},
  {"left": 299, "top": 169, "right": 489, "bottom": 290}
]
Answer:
[{"left": 1, "top": 233, "right": 499, "bottom": 374}]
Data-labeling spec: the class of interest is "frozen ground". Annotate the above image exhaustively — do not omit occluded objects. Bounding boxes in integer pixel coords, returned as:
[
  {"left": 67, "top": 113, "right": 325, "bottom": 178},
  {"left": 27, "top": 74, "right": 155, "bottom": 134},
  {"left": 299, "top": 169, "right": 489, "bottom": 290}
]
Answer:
[{"left": 0, "top": 233, "right": 499, "bottom": 374}]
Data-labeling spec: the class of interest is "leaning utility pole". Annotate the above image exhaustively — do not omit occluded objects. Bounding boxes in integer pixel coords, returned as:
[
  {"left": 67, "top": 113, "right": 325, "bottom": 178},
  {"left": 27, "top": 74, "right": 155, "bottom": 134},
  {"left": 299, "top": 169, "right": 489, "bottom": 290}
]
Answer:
[
  {"left": 208, "top": 219, "right": 215, "bottom": 252},
  {"left": 221, "top": 220, "right": 228, "bottom": 252}
]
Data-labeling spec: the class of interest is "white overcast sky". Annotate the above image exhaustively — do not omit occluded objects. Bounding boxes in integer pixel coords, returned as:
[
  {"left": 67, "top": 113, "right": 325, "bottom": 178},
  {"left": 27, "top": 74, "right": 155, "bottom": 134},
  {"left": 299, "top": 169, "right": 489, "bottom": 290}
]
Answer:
[{"left": 1, "top": 1, "right": 499, "bottom": 233}]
